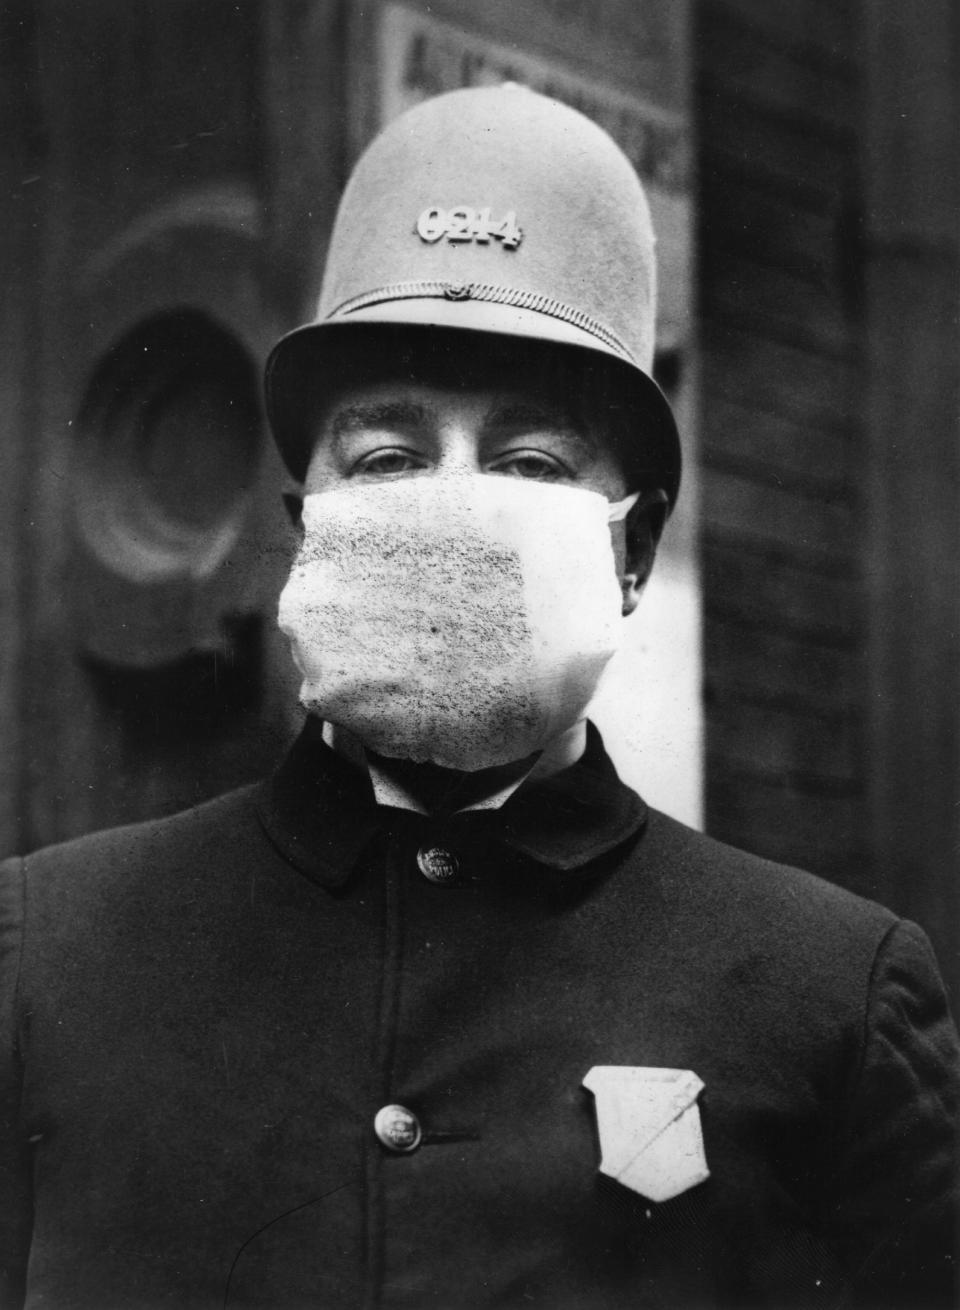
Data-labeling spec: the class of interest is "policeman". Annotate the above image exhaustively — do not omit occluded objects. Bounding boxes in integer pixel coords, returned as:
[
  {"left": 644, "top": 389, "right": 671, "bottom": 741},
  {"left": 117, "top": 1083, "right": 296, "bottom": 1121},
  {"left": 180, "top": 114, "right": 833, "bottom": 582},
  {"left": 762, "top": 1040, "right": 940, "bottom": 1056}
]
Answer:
[{"left": 0, "top": 86, "right": 957, "bottom": 1310}]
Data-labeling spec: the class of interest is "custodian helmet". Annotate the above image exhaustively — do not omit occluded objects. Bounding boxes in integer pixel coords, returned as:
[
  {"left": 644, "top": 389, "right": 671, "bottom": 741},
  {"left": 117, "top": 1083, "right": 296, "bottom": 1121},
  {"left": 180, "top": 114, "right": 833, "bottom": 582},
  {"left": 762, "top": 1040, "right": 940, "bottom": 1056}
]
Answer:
[{"left": 265, "top": 83, "right": 681, "bottom": 507}]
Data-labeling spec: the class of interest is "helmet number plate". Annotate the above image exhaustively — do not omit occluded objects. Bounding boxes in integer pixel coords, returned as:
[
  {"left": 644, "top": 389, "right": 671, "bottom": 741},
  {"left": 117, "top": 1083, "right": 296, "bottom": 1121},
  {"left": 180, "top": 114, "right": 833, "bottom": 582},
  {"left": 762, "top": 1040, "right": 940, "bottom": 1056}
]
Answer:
[{"left": 417, "top": 206, "right": 522, "bottom": 250}]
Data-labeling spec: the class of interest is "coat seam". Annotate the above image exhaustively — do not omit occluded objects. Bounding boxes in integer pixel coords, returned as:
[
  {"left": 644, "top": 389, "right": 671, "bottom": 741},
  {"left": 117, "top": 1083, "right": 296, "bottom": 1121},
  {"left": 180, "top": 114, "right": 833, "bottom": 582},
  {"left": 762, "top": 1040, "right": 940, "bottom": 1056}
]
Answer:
[
  {"left": 12, "top": 858, "right": 27, "bottom": 1121},
  {"left": 840, "top": 917, "right": 901, "bottom": 1147}
]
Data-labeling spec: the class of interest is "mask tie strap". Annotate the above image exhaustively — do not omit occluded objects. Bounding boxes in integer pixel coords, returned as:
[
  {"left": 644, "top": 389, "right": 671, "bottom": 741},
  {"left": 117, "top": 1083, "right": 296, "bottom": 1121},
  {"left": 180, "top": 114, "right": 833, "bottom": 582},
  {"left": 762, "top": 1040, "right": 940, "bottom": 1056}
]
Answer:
[{"left": 607, "top": 491, "right": 642, "bottom": 524}]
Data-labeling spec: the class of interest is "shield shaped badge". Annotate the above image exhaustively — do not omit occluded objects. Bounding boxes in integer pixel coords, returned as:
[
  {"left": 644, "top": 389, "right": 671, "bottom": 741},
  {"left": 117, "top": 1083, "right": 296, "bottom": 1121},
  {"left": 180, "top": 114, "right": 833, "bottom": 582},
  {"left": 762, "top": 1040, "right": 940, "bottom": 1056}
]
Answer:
[{"left": 583, "top": 1066, "right": 710, "bottom": 1203}]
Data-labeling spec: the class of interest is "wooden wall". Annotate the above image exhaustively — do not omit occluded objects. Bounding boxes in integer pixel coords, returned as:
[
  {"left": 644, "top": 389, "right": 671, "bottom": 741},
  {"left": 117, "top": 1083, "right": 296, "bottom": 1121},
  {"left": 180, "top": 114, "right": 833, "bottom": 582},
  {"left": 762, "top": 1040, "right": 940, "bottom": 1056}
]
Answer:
[
  {"left": 0, "top": 2, "right": 43, "bottom": 858},
  {"left": 860, "top": 2, "right": 960, "bottom": 997},
  {"left": 698, "top": 0, "right": 865, "bottom": 887},
  {"left": 0, "top": 1, "right": 347, "bottom": 856},
  {"left": 697, "top": 0, "right": 959, "bottom": 1001}
]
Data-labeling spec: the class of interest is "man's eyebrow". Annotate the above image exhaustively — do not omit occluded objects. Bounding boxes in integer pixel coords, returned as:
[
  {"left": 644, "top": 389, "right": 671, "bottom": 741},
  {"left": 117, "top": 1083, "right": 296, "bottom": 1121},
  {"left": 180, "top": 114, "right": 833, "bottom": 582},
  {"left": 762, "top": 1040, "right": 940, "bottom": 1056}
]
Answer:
[
  {"left": 483, "top": 400, "right": 596, "bottom": 449},
  {"left": 330, "top": 400, "right": 430, "bottom": 440}
]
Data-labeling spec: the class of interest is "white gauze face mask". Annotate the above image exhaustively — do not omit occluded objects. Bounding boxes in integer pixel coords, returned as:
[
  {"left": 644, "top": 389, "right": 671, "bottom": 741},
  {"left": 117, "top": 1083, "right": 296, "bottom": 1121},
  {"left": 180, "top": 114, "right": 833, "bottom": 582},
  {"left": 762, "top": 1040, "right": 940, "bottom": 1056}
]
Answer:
[{"left": 277, "top": 474, "right": 637, "bottom": 772}]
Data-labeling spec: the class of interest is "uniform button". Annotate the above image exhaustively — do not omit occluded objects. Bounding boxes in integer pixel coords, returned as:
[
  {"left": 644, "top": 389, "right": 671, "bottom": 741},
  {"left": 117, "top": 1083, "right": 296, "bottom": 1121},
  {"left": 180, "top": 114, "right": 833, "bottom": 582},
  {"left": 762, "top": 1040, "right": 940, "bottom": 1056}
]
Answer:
[
  {"left": 416, "top": 845, "right": 460, "bottom": 885},
  {"left": 374, "top": 1104, "right": 422, "bottom": 1153}
]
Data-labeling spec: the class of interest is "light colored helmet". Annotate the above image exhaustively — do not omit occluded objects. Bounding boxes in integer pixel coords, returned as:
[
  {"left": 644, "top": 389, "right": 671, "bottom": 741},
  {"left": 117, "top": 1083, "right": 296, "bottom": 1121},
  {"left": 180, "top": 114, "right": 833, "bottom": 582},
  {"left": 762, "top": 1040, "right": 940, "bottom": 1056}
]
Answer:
[{"left": 266, "top": 83, "right": 681, "bottom": 505}]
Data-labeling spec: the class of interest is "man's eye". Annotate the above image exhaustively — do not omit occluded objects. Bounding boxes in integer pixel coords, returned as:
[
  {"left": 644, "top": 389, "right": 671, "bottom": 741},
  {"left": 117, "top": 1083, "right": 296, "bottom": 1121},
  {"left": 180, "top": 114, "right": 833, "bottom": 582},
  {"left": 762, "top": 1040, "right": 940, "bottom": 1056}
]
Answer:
[
  {"left": 353, "top": 448, "right": 424, "bottom": 476},
  {"left": 489, "top": 450, "right": 569, "bottom": 480}
]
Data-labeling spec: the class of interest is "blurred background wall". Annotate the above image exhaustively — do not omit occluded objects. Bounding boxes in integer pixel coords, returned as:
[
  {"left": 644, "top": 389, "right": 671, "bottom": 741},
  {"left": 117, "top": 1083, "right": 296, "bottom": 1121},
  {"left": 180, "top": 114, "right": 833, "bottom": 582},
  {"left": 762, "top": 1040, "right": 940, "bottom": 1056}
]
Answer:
[{"left": 0, "top": 0, "right": 957, "bottom": 1003}]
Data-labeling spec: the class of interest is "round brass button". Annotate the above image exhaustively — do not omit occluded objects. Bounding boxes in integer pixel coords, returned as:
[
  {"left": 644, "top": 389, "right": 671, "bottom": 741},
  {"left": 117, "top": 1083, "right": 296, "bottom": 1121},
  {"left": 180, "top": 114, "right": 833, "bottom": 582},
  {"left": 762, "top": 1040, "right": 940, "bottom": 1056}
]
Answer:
[
  {"left": 374, "top": 1104, "right": 422, "bottom": 1153},
  {"left": 416, "top": 845, "right": 460, "bottom": 885}
]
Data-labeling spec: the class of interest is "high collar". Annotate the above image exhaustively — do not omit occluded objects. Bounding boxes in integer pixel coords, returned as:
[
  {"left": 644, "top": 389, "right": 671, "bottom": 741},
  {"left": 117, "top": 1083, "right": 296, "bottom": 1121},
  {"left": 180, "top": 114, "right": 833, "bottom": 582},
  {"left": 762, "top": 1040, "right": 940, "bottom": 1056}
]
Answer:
[{"left": 254, "top": 718, "right": 648, "bottom": 889}]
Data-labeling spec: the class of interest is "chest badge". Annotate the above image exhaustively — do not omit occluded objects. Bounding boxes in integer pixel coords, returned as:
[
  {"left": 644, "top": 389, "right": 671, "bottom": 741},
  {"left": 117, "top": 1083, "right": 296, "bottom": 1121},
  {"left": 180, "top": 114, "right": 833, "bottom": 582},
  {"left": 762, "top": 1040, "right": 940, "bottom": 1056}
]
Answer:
[
  {"left": 416, "top": 205, "right": 523, "bottom": 249},
  {"left": 583, "top": 1066, "right": 710, "bottom": 1203}
]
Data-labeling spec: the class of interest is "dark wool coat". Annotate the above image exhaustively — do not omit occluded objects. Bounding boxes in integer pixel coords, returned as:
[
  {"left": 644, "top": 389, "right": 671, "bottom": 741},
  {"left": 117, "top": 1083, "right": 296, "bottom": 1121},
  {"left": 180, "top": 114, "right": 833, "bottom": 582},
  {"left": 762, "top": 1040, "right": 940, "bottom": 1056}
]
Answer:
[{"left": 0, "top": 723, "right": 957, "bottom": 1309}]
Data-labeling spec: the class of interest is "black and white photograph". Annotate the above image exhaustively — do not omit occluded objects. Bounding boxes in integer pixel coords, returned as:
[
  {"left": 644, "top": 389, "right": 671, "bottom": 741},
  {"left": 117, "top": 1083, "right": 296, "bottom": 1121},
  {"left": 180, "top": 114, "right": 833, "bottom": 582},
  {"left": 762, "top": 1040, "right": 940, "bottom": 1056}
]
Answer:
[{"left": 0, "top": 2, "right": 957, "bottom": 1306}]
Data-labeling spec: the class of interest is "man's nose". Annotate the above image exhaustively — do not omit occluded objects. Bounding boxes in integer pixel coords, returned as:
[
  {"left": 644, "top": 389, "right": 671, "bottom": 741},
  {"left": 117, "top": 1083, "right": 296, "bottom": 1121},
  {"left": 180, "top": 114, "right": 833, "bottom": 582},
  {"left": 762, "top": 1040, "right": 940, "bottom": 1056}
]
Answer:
[{"left": 432, "top": 426, "right": 482, "bottom": 474}]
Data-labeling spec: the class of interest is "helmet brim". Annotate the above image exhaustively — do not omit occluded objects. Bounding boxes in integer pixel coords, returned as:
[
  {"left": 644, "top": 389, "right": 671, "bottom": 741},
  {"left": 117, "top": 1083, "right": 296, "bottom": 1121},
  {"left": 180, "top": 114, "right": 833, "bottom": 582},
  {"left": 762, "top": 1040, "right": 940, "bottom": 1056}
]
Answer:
[{"left": 265, "top": 312, "right": 681, "bottom": 508}]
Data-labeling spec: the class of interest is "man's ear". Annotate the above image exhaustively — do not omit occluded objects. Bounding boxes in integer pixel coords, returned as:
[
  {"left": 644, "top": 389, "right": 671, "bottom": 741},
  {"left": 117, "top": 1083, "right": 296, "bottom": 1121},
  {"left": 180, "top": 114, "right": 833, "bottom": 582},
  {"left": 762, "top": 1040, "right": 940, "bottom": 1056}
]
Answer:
[{"left": 621, "top": 488, "right": 668, "bottom": 616}]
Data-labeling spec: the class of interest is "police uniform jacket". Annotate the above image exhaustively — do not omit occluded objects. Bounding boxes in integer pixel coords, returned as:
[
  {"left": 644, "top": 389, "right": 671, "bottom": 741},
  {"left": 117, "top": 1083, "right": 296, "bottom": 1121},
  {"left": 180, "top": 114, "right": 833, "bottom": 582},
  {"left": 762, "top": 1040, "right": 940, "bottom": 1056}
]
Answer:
[{"left": 0, "top": 720, "right": 957, "bottom": 1309}]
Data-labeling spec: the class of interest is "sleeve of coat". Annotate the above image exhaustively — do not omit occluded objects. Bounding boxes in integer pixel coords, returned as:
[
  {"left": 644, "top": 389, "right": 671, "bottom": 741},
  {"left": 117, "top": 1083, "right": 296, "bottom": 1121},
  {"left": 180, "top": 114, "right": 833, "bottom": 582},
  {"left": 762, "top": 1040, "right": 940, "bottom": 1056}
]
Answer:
[
  {"left": 826, "top": 918, "right": 959, "bottom": 1309},
  {"left": 0, "top": 858, "right": 30, "bottom": 1310}
]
